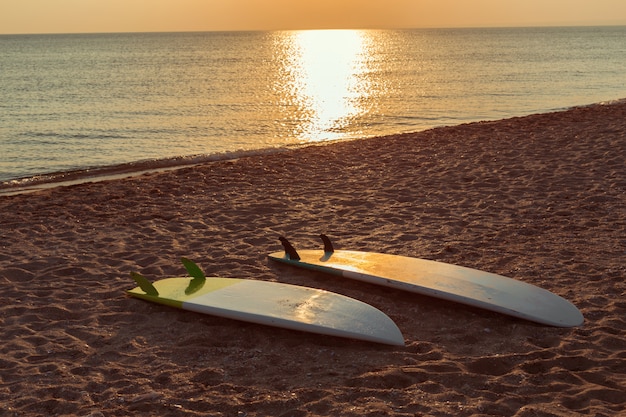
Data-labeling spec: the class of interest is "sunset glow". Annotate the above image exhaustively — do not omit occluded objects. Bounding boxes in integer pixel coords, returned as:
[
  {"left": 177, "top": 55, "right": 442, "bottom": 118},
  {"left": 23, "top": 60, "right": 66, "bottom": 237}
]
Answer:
[
  {"left": 1, "top": 0, "right": 625, "bottom": 34},
  {"left": 276, "top": 30, "right": 373, "bottom": 141}
]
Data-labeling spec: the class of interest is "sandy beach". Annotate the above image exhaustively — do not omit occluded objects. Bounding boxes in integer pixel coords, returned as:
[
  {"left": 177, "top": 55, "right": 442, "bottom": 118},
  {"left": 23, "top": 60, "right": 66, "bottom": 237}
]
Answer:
[{"left": 1, "top": 101, "right": 625, "bottom": 416}]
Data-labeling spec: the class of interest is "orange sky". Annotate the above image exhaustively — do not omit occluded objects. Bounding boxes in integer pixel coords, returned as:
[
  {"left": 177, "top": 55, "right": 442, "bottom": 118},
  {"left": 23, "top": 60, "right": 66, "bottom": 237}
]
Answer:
[{"left": 1, "top": 0, "right": 625, "bottom": 34}]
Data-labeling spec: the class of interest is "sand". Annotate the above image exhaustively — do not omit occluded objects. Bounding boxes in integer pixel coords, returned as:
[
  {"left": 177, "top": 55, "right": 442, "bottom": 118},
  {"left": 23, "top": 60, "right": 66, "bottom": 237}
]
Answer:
[{"left": 0, "top": 101, "right": 625, "bottom": 416}]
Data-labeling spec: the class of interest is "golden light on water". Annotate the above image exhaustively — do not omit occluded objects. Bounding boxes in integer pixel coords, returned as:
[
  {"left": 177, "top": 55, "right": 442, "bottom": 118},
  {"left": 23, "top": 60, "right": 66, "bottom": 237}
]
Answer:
[{"left": 274, "top": 30, "right": 374, "bottom": 142}]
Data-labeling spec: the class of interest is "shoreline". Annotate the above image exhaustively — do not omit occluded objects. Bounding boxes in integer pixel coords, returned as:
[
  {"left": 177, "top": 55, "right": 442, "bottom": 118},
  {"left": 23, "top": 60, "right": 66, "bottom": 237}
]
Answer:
[
  {"left": 0, "top": 101, "right": 624, "bottom": 416},
  {"left": 1, "top": 100, "right": 623, "bottom": 197},
  {"left": 0, "top": 147, "right": 292, "bottom": 196}
]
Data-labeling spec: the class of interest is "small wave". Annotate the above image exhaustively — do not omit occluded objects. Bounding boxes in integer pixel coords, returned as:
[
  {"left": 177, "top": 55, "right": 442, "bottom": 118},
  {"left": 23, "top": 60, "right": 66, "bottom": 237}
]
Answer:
[
  {"left": 26, "top": 131, "right": 130, "bottom": 140},
  {"left": 598, "top": 97, "right": 626, "bottom": 106}
]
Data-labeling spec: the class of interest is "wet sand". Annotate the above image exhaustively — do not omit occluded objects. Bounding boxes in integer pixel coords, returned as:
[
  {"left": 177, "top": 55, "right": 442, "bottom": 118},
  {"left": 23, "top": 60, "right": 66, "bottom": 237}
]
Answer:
[{"left": 1, "top": 101, "right": 625, "bottom": 416}]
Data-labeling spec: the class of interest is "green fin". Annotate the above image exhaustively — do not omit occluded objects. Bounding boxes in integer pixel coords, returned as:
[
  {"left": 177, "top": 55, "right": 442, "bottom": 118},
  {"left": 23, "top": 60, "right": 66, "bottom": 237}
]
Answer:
[
  {"left": 181, "top": 257, "right": 206, "bottom": 295},
  {"left": 130, "top": 272, "right": 159, "bottom": 296}
]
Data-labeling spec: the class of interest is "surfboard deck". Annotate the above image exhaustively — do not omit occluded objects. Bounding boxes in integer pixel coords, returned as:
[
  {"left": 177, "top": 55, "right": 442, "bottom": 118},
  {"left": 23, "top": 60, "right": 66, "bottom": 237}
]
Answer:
[
  {"left": 268, "top": 237, "right": 583, "bottom": 328},
  {"left": 127, "top": 259, "right": 404, "bottom": 346}
]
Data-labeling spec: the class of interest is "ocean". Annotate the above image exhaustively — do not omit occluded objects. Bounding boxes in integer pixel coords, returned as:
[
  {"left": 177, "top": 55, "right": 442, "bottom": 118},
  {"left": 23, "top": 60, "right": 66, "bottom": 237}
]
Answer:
[{"left": 1, "top": 26, "right": 625, "bottom": 186}]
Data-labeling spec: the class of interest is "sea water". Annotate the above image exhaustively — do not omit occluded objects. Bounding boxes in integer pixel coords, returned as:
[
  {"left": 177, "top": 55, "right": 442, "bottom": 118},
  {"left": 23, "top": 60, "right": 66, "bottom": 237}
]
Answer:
[{"left": 1, "top": 26, "right": 625, "bottom": 184}]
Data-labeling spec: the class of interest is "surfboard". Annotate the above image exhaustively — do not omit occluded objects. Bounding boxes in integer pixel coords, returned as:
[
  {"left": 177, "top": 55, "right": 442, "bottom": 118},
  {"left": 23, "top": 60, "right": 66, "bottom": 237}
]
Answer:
[
  {"left": 268, "top": 236, "right": 584, "bottom": 328},
  {"left": 127, "top": 258, "right": 404, "bottom": 346}
]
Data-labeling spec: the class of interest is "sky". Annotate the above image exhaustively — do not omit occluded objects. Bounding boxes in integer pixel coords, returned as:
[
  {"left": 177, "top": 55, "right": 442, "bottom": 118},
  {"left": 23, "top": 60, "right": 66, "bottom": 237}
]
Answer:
[{"left": 1, "top": 0, "right": 625, "bottom": 34}]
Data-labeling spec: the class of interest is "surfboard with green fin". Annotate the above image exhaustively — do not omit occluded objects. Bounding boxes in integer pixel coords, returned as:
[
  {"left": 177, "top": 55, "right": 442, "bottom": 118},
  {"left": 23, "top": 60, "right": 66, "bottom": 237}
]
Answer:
[{"left": 127, "top": 257, "right": 404, "bottom": 346}]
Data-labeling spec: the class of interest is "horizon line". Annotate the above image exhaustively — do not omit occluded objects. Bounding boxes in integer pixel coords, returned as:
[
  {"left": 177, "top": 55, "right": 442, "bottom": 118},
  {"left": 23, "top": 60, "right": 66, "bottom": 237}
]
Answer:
[{"left": 2, "top": 23, "right": 625, "bottom": 36}]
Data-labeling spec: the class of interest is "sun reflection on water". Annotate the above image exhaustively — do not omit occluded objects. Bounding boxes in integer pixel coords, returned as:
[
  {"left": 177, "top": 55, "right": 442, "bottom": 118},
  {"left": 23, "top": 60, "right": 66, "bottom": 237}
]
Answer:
[{"left": 273, "top": 30, "right": 374, "bottom": 142}]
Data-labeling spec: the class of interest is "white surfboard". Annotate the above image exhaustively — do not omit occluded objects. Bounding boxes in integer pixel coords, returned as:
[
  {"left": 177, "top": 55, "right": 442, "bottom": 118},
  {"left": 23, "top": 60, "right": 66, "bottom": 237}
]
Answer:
[
  {"left": 269, "top": 236, "right": 583, "bottom": 328},
  {"left": 126, "top": 258, "right": 404, "bottom": 346}
]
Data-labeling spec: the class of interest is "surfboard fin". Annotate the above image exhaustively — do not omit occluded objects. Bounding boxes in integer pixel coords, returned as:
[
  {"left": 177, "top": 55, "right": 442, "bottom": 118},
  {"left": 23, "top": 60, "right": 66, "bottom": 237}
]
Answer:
[
  {"left": 181, "top": 257, "right": 206, "bottom": 295},
  {"left": 320, "top": 234, "right": 334, "bottom": 253},
  {"left": 279, "top": 236, "right": 300, "bottom": 261},
  {"left": 130, "top": 272, "right": 159, "bottom": 296}
]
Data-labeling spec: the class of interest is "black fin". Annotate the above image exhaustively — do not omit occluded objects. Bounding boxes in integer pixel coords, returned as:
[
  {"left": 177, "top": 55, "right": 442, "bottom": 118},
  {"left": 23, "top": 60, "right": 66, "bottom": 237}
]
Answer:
[
  {"left": 279, "top": 236, "right": 301, "bottom": 261},
  {"left": 181, "top": 257, "right": 207, "bottom": 295},
  {"left": 320, "top": 234, "right": 334, "bottom": 253},
  {"left": 130, "top": 272, "right": 159, "bottom": 296}
]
